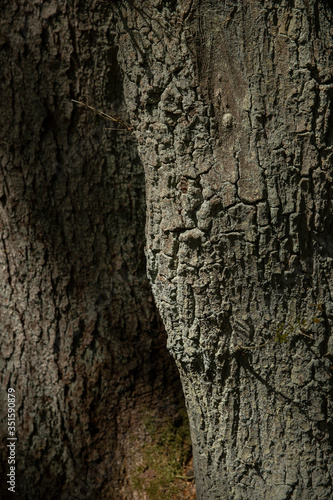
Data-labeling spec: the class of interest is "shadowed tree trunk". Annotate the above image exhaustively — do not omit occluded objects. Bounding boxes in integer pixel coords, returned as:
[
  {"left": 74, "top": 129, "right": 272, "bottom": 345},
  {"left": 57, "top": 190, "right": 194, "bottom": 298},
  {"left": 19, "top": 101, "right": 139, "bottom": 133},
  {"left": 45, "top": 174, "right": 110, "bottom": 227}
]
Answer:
[
  {"left": 110, "top": 0, "right": 333, "bottom": 499},
  {"left": 0, "top": 1, "right": 192, "bottom": 499},
  {"left": 1, "top": 0, "right": 333, "bottom": 499}
]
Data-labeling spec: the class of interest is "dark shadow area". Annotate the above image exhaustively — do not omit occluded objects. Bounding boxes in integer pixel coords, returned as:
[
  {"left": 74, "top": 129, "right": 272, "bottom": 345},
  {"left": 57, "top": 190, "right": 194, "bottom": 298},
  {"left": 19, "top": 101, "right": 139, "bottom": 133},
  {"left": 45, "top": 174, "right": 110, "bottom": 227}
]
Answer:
[{"left": 0, "top": 1, "right": 190, "bottom": 498}]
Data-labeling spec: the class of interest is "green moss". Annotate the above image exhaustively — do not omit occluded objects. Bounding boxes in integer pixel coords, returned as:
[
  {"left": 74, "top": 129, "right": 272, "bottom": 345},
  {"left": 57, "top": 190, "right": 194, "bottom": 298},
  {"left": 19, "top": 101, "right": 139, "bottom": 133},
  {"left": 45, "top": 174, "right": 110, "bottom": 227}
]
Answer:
[
  {"left": 131, "top": 408, "right": 192, "bottom": 499},
  {"left": 239, "top": 303, "right": 324, "bottom": 350}
]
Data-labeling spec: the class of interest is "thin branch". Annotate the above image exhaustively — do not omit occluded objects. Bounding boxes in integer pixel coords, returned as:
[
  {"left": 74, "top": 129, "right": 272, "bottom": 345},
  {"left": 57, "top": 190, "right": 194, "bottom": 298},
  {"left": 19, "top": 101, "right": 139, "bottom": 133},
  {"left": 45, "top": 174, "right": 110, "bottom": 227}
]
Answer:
[
  {"left": 298, "top": 329, "right": 315, "bottom": 340},
  {"left": 71, "top": 99, "right": 133, "bottom": 132}
]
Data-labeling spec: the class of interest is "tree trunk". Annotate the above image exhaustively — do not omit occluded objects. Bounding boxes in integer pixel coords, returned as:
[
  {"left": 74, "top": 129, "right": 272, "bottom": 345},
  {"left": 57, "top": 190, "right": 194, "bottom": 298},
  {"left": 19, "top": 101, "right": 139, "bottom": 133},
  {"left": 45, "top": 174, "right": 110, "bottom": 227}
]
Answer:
[
  {"left": 0, "top": 1, "right": 191, "bottom": 499},
  {"left": 112, "top": 0, "right": 333, "bottom": 498}
]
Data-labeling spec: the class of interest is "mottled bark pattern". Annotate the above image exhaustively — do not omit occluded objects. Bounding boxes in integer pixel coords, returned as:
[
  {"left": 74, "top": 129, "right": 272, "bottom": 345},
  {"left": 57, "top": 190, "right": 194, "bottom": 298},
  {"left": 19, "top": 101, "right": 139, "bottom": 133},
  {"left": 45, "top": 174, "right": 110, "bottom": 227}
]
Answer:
[
  {"left": 113, "top": 1, "right": 333, "bottom": 499},
  {"left": 0, "top": 1, "right": 184, "bottom": 498}
]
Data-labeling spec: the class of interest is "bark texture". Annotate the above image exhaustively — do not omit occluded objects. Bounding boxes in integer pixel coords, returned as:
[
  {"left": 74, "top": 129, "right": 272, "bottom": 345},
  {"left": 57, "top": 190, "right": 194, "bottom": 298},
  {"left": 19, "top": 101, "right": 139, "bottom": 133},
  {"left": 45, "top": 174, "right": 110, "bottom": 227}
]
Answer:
[
  {"left": 0, "top": 1, "right": 188, "bottom": 499},
  {"left": 111, "top": 0, "right": 333, "bottom": 498}
]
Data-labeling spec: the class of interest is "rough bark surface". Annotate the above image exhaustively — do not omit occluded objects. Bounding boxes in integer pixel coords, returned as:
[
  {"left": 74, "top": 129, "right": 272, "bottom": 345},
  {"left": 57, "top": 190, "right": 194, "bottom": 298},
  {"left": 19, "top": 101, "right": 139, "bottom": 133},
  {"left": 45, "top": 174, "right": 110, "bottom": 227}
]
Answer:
[
  {"left": 112, "top": 0, "right": 333, "bottom": 498},
  {"left": 0, "top": 1, "right": 188, "bottom": 499}
]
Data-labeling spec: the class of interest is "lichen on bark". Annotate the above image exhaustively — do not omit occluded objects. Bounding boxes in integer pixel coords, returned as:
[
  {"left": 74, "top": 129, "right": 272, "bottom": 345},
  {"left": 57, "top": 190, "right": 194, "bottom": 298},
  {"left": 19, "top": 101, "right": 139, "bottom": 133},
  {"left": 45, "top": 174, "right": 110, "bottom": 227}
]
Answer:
[{"left": 113, "top": 1, "right": 333, "bottom": 498}]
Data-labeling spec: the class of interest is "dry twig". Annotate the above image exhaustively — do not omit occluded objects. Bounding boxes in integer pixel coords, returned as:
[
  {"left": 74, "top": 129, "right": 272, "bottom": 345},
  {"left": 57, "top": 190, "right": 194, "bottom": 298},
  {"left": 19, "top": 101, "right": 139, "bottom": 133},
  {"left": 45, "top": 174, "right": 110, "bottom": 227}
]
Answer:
[{"left": 71, "top": 98, "right": 133, "bottom": 132}]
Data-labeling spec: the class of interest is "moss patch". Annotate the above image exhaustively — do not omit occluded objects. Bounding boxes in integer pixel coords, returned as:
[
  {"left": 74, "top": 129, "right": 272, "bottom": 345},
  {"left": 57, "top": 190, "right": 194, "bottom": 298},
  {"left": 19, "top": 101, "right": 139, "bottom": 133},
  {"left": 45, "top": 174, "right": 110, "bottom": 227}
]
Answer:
[{"left": 131, "top": 407, "right": 193, "bottom": 499}]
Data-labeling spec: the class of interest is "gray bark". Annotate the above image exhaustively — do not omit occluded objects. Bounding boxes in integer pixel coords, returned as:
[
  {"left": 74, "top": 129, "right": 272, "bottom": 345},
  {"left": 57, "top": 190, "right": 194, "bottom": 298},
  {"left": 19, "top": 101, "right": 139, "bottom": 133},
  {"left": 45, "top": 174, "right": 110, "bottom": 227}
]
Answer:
[
  {"left": 112, "top": 0, "right": 333, "bottom": 498},
  {"left": 0, "top": 1, "right": 186, "bottom": 499}
]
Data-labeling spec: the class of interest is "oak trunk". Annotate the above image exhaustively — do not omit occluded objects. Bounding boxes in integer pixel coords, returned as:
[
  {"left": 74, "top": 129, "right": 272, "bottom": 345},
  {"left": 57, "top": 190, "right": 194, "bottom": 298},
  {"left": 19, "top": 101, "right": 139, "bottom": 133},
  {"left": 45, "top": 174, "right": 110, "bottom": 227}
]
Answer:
[
  {"left": 0, "top": 1, "right": 188, "bottom": 499},
  {"left": 112, "top": 1, "right": 333, "bottom": 499}
]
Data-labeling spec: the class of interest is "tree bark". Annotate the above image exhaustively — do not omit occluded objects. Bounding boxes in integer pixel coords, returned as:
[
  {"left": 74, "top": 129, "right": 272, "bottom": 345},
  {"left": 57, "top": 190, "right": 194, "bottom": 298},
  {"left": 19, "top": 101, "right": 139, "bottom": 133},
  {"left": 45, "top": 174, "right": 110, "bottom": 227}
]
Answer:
[
  {"left": 0, "top": 1, "right": 188, "bottom": 499},
  {"left": 112, "top": 0, "right": 333, "bottom": 498}
]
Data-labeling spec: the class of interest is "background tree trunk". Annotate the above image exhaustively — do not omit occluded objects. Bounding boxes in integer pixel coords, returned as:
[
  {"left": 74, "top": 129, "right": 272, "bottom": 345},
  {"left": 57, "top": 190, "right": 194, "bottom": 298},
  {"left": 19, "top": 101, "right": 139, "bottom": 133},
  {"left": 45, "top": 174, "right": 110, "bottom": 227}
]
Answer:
[
  {"left": 0, "top": 1, "right": 192, "bottom": 499},
  {"left": 111, "top": 0, "right": 333, "bottom": 498}
]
